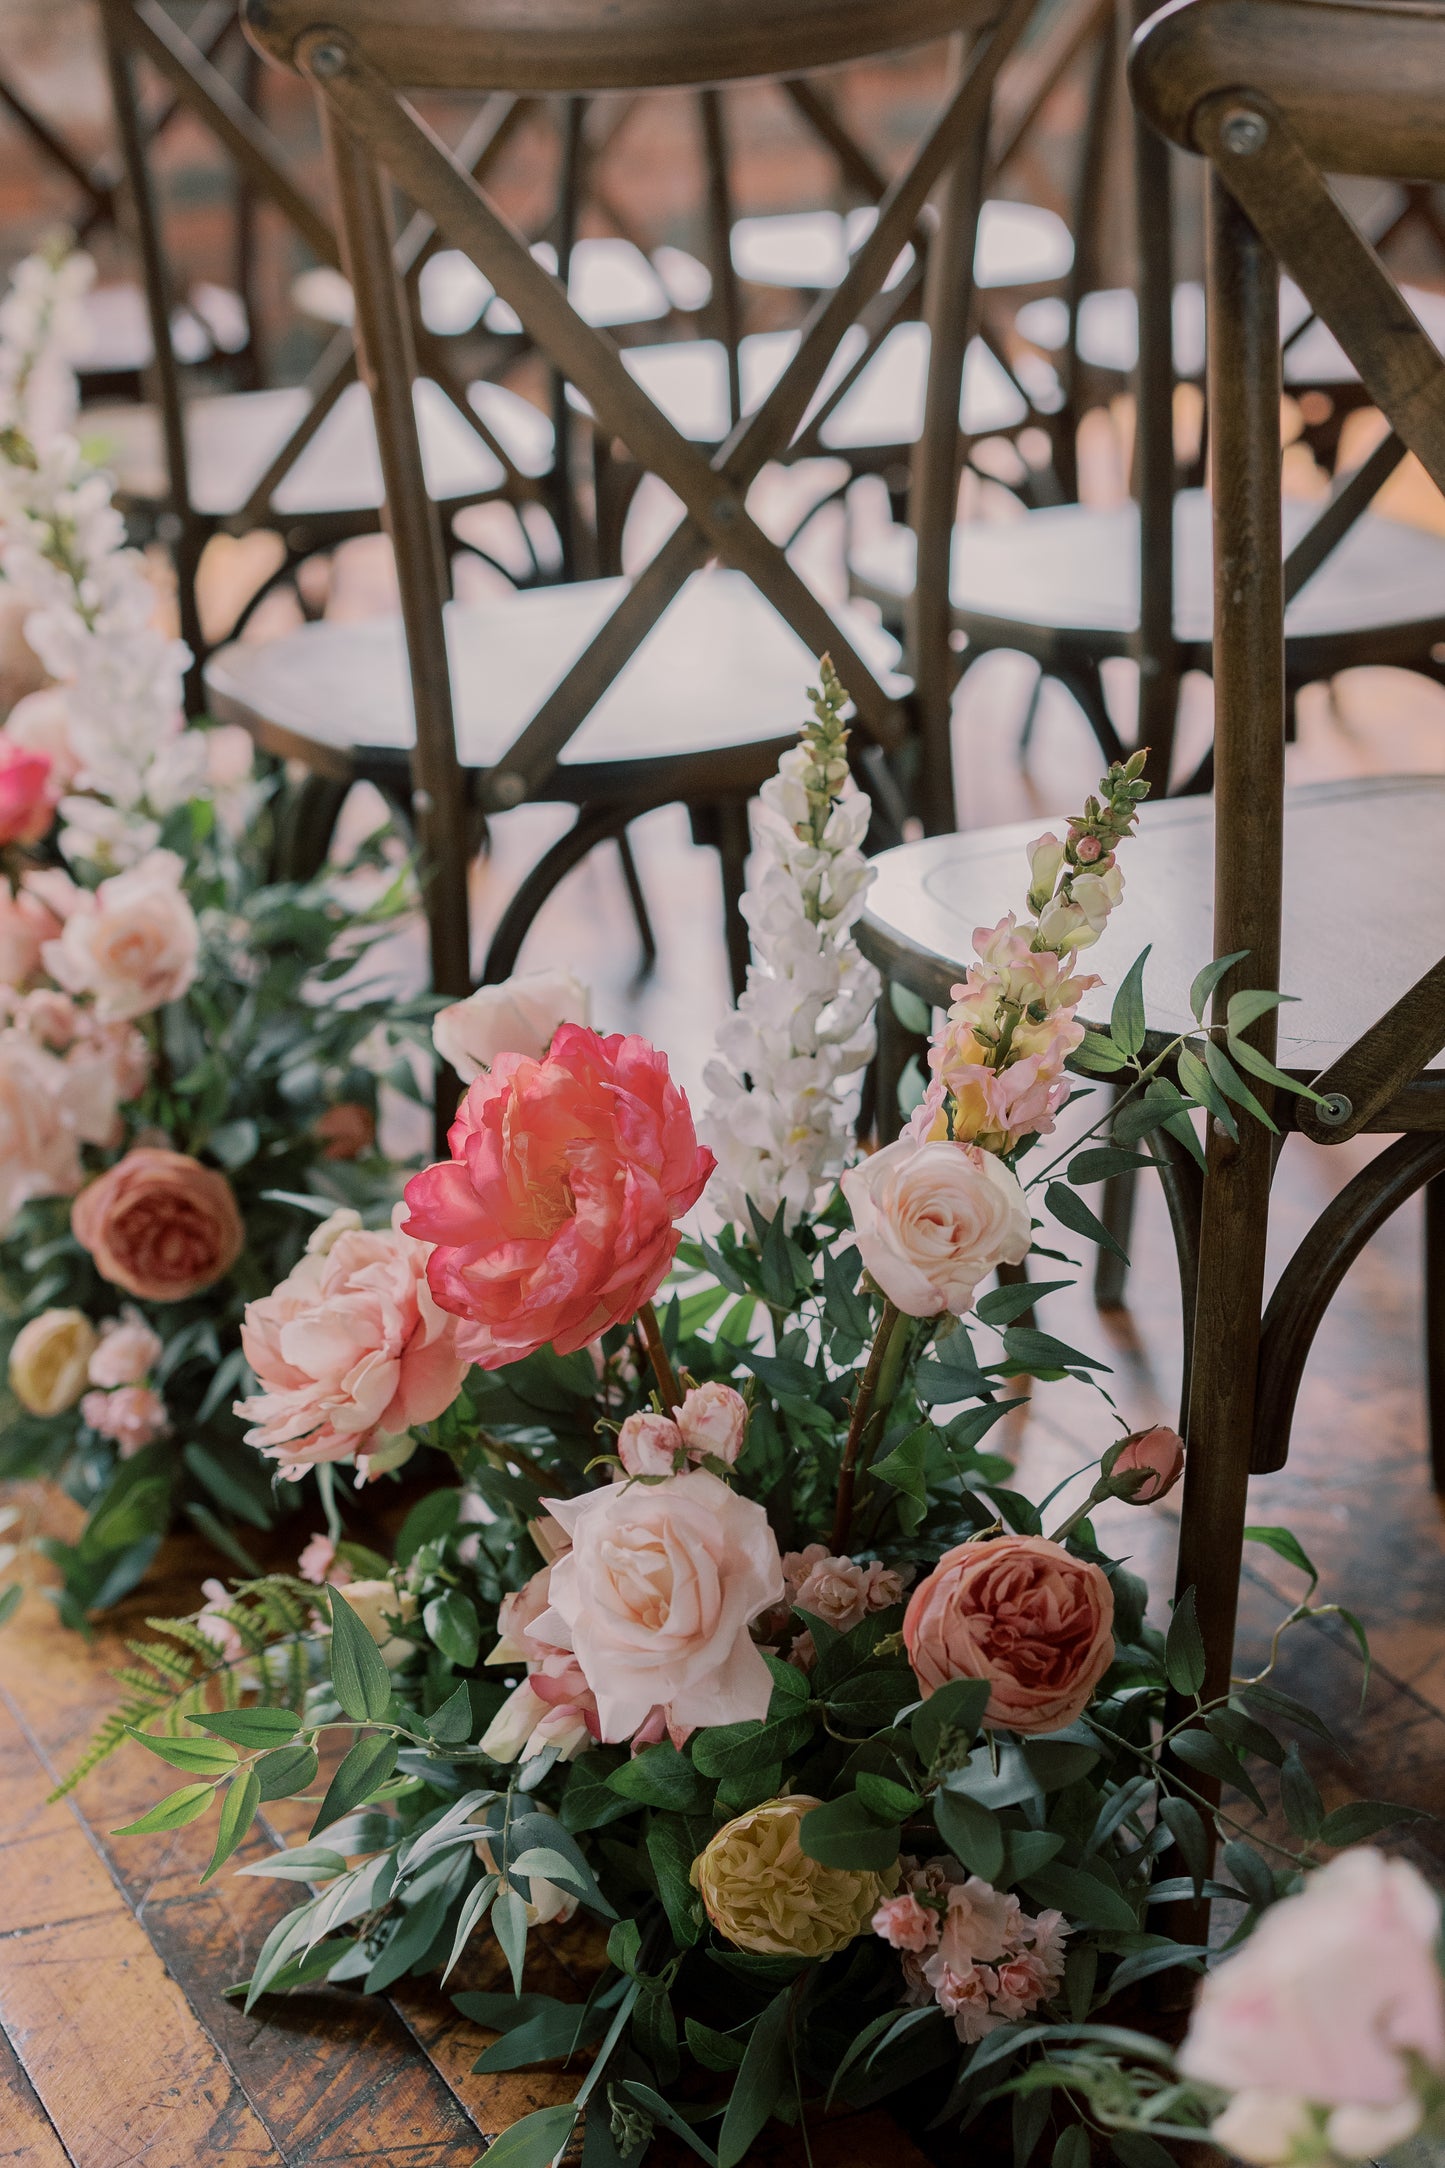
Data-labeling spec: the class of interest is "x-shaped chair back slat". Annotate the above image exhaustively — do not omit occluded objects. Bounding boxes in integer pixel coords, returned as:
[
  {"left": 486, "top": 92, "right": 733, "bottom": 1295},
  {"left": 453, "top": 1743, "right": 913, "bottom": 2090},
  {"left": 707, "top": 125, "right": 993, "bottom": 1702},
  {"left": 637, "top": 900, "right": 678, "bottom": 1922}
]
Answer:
[
  {"left": 1130, "top": 0, "right": 1445, "bottom": 1139},
  {"left": 244, "top": 0, "right": 1035, "bottom": 808}
]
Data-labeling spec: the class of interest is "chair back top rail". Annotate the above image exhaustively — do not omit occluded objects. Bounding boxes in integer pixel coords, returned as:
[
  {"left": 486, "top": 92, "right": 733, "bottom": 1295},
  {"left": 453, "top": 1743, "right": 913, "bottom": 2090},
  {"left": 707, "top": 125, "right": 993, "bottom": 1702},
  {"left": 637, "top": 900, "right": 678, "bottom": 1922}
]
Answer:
[
  {"left": 1130, "top": 0, "right": 1445, "bottom": 182},
  {"left": 241, "top": 0, "right": 999, "bottom": 92}
]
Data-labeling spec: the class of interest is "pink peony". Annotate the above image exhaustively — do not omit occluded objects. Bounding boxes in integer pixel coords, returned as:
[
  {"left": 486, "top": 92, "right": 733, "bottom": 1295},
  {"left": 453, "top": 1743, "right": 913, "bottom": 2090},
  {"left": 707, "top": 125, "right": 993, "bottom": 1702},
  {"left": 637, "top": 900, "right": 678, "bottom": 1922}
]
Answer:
[
  {"left": 403, "top": 1025, "right": 714, "bottom": 1368},
  {"left": 235, "top": 1207, "right": 468, "bottom": 1472},
  {"left": 841, "top": 1137, "right": 1032, "bottom": 1319},
  {"left": 44, "top": 849, "right": 199, "bottom": 1022},
  {"left": 873, "top": 1893, "right": 940, "bottom": 1953},
  {"left": 1109, "top": 1425, "right": 1185, "bottom": 1502},
  {"left": 88, "top": 1308, "right": 163, "bottom": 1388},
  {"left": 532, "top": 1468, "right": 784, "bottom": 1743},
  {"left": 0, "top": 880, "right": 60, "bottom": 986},
  {"left": 617, "top": 1409, "right": 684, "bottom": 1476},
  {"left": 1180, "top": 1849, "right": 1445, "bottom": 2111},
  {"left": 0, "top": 735, "right": 56, "bottom": 846},
  {"left": 676, "top": 1380, "right": 748, "bottom": 1465},
  {"left": 904, "top": 1534, "right": 1115, "bottom": 1734},
  {"left": 79, "top": 1383, "right": 167, "bottom": 1455}
]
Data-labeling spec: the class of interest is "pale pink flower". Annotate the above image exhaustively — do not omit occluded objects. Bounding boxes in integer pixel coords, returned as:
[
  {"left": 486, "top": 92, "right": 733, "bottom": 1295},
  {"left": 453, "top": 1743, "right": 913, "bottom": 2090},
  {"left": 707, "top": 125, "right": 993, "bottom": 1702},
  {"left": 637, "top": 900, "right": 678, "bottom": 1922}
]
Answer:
[
  {"left": 616, "top": 1409, "right": 684, "bottom": 1477},
  {"left": 0, "top": 880, "right": 61, "bottom": 987},
  {"left": 676, "top": 1380, "right": 748, "bottom": 1465},
  {"left": 0, "top": 1032, "right": 84, "bottom": 1233},
  {"left": 992, "top": 1951, "right": 1058, "bottom": 2021},
  {"left": 841, "top": 1137, "right": 1032, "bottom": 1319},
  {"left": 195, "top": 1578, "right": 245, "bottom": 1665},
  {"left": 1025, "top": 833, "right": 1066, "bottom": 909},
  {"left": 88, "top": 1309, "right": 163, "bottom": 1388},
  {"left": 937, "top": 1876, "right": 1022, "bottom": 1967},
  {"left": 297, "top": 1533, "right": 353, "bottom": 1587},
  {"left": 533, "top": 1468, "right": 784, "bottom": 1743},
  {"left": 16, "top": 989, "right": 80, "bottom": 1047},
  {"left": 790, "top": 1551, "right": 873, "bottom": 1633},
  {"left": 44, "top": 850, "right": 199, "bottom": 1022},
  {"left": 4, "top": 687, "right": 80, "bottom": 789},
  {"left": 924, "top": 1956, "right": 1003, "bottom": 2043},
  {"left": 236, "top": 1207, "right": 468, "bottom": 1471},
  {"left": 432, "top": 968, "right": 591, "bottom": 1084},
  {"left": 1110, "top": 1425, "right": 1185, "bottom": 1502},
  {"left": 969, "top": 916, "right": 1099, "bottom": 1010},
  {"left": 80, "top": 1383, "right": 167, "bottom": 1455},
  {"left": 860, "top": 1560, "right": 913, "bottom": 1609},
  {"left": 873, "top": 1893, "right": 940, "bottom": 1953},
  {"left": 1180, "top": 1848, "right": 1445, "bottom": 2111}
]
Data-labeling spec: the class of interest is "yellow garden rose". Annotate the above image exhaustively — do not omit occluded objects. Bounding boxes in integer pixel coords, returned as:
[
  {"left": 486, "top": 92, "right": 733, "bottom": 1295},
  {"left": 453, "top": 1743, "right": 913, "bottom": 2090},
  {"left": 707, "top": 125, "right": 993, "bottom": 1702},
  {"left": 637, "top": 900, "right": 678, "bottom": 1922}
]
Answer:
[
  {"left": 691, "top": 1795, "right": 897, "bottom": 1959},
  {"left": 9, "top": 1308, "right": 98, "bottom": 1415}
]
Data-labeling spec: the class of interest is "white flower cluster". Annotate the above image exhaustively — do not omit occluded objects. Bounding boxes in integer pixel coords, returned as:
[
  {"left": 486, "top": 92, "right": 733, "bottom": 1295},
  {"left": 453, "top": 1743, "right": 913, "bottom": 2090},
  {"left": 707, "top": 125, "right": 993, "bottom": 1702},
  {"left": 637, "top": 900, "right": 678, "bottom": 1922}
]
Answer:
[
  {"left": 702, "top": 662, "right": 881, "bottom": 1233},
  {"left": 0, "top": 238, "right": 93, "bottom": 447},
  {"left": 0, "top": 245, "right": 258, "bottom": 870}
]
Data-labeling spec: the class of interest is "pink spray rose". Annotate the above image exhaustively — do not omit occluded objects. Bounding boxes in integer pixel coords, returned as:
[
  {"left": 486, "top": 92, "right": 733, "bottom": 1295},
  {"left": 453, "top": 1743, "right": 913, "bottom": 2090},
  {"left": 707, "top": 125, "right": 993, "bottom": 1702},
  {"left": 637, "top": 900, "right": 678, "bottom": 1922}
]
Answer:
[
  {"left": 44, "top": 849, "right": 200, "bottom": 1022},
  {"left": 235, "top": 1207, "right": 468, "bottom": 1473},
  {"left": 1109, "top": 1424, "right": 1184, "bottom": 1502},
  {"left": 80, "top": 1383, "right": 167, "bottom": 1455},
  {"left": 840, "top": 1137, "right": 1031, "bottom": 1319},
  {"left": 0, "top": 735, "right": 56, "bottom": 846},
  {"left": 530, "top": 1468, "right": 784, "bottom": 1743},
  {"left": 676, "top": 1380, "right": 748, "bottom": 1465},
  {"left": 88, "top": 1309, "right": 163, "bottom": 1388},
  {"left": 903, "top": 1534, "right": 1114, "bottom": 1734},
  {"left": 1180, "top": 1848, "right": 1445, "bottom": 2135},
  {"left": 873, "top": 1893, "right": 941, "bottom": 1953},
  {"left": 403, "top": 1025, "right": 715, "bottom": 1368},
  {"left": 617, "top": 1409, "right": 684, "bottom": 1476},
  {"left": 297, "top": 1533, "right": 352, "bottom": 1587},
  {"left": 432, "top": 968, "right": 590, "bottom": 1083}
]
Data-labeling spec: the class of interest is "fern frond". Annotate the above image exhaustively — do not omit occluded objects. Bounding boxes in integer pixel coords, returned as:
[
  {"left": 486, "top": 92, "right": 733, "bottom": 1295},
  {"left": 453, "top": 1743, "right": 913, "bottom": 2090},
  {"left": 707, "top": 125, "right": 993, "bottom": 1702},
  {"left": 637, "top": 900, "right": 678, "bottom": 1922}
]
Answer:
[
  {"left": 125, "top": 1636, "right": 196, "bottom": 1685},
  {"left": 110, "top": 1666, "right": 178, "bottom": 1700},
  {"left": 145, "top": 1615, "right": 232, "bottom": 1666}
]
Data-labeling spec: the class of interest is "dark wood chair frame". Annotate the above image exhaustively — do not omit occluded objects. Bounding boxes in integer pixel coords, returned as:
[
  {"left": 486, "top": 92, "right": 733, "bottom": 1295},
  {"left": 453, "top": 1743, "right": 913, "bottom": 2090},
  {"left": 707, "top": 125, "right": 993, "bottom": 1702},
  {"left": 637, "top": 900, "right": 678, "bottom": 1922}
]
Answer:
[
  {"left": 230, "top": 0, "right": 1042, "bottom": 1039},
  {"left": 1124, "top": 0, "right": 1445, "bottom": 1753}
]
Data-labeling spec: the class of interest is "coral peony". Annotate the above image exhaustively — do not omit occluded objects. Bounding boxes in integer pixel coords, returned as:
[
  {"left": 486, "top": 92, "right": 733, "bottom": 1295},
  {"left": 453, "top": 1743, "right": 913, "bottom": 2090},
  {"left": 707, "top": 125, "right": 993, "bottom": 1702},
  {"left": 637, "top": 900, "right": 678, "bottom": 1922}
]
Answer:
[
  {"left": 903, "top": 1534, "right": 1114, "bottom": 1734},
  {"left": 432, "top": 968, "right": 590, "bottom": 1083},
  {"left": 531, "top": 1468, "right": 783, "bottom": 1743},
  {"left": 9, "top": 1307, "right": 97, "bottom": 1414},
  {"left": 403, "top": 1024, "right": 714, "bottom": 1367},
  {"left": 236, "top": 1207, "right": 467, "bottom": 1473},
  {"left": 840, "top": 1137, "right": 1031, "bottom": 1319},
  {"left": 0, "top": 735, "right": 56, "bottom": 846},
  {"left": 44, "top": 848, "right": 199, "bottom": 1022},
  {"left": 72, "top": 1148, "right": 244, "bottom": 1301},
  {"left": 693, "top": 1795, "right": 897, "bottom": 1958}
]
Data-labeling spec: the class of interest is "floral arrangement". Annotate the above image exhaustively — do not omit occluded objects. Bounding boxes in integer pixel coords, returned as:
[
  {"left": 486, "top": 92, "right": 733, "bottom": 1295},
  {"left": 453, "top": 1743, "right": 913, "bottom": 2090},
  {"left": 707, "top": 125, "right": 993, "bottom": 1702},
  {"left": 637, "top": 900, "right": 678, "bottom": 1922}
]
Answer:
[
  {"left": 0, "top": 240, "right": 433, "bottom": 1626},
  {"left": 86, "top": 662, "right": 1408, "bottom": 2168}
]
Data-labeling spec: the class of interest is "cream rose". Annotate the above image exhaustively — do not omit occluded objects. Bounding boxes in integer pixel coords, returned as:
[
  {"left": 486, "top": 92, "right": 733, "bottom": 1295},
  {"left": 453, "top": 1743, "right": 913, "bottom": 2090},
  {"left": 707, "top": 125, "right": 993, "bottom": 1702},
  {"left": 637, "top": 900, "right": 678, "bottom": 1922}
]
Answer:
[
  {"left": 532, "top": 1468, "right": 784, "bottom": 1742},
  {"left": 840, "top": 1137, "right": 1032, "bottom": 1317},
  {"left": 334, "top": 1577, "right": 418, "bottom": 1664},
  {"left": 692, "top": 1796, "right": 896, "bottom": 1957},
  {"left": 44, "top": 849, "right": 200, "bottom": 1022},
  {"left": 676, "top": 1380, "right": 748, "bottom": 1465},
  {"left": 9, "top": 1308, "right": 97, "bottom": 1414},
  {"left": 432, "top": 968, "right": 590, "bottom": 1084}
]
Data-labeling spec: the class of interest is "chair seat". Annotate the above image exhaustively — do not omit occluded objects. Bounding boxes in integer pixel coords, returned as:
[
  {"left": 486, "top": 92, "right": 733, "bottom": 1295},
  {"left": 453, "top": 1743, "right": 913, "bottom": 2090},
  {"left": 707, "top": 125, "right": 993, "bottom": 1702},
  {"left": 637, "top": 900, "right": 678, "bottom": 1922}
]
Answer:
[
  {"left": 203, "top": 566, "right": 904, "bottom": 789},
  {"left": 1015, "top": 277, "right": 1445, "bottom": 388},
  {"left": 848, "top": 488, "right": 1445, "bottom": 650},
  {"left": 730, "top": 200, "right": 1074, "bottom": 294},
  {"left": 80, "top": 376, "right": 552, "bottom": 520},
  {"left": 858, "top": 777, "right": 1445, "bottom": 1079},
  {"left": 573, "top": 321, "right": 1037, "bottom": 449},
  {"left": 293, "top": 237, "right": 707, "bottom": 339}
]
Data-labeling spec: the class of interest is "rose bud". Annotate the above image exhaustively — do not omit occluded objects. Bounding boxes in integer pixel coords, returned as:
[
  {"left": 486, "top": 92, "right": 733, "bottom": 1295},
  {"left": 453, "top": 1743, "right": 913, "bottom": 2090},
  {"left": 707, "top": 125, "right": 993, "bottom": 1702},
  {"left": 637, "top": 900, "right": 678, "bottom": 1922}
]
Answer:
[
  {"left": 616, "top": 1409, "right": 684, "bottom": 1477},
  {"left": 676, "top": 1380, "right": 747, "bottom": 1465},
  {"left": 1108, "top": 1425, "right": 1184, "bottom": 1503}
]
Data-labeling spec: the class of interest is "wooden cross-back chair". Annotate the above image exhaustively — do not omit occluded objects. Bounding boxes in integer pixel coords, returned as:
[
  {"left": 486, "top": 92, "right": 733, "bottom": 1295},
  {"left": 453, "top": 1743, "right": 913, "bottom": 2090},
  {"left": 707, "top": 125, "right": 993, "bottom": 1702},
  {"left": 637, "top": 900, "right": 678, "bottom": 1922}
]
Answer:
[
  {"left": 214, "top": 0, "right": 1036, "bottom": 1067},
  {"left": 95, "top": 0, "right": 555, "bottom": 690}
]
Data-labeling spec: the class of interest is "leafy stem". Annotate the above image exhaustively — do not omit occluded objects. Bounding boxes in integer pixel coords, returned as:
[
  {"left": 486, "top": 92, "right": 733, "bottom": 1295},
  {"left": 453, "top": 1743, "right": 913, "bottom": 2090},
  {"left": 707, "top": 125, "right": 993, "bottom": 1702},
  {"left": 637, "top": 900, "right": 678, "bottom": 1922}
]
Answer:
[{"left": 831, "top": 1298, "right": 903, "bottom": 1551}]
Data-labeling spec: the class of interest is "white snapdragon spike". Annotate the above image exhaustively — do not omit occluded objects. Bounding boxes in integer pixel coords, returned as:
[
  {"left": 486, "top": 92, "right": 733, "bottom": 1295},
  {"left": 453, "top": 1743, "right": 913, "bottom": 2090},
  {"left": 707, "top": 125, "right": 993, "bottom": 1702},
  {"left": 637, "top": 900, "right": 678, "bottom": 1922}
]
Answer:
[
  {"left": 0, "top": 240, "right": 93, "bottom": 447},
  {"left": 701, "top": 659, "right": 881, "bottom": 1233}
]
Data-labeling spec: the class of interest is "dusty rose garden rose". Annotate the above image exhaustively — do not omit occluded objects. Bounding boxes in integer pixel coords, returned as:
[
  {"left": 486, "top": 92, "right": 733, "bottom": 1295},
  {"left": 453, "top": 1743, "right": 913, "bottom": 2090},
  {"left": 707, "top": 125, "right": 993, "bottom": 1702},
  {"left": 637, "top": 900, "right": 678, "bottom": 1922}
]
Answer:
[
  {"left": 403, "top": 1024, "right": 714, "bottom": 1367},
  {"left": 44, "top": 849, "right": 200, "bottom": 1022},
  {"left": 72, "top": 1146, "right": 244, "bottom": 1301},
  {"left": 532, "top": 1468, "right": 784, "bottom": 1743},
  {"left": 236, "top": 1206, "right": 468, "bottom": 1474},
  {"left": 903, "top": 1533, "right": 1115, "bottom": 1733},
  {"left": 840, "top": 1136, "right": 1031, "bottom": 1318}
]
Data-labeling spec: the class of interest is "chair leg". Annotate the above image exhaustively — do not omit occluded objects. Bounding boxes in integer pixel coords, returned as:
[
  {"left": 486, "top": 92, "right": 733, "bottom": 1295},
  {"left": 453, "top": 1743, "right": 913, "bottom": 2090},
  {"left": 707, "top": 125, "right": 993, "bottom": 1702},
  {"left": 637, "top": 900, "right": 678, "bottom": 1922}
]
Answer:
[
  {"left": 1427, "top": 1175, "right": 1445, "bottom": 1496},
  {"left": 616, "top": 827, "right": 657, "bottom": 975},
  {"left": 482, "top": 802, "right": 634, "bottom": 985},
  {"left": 1018, "top": 663, "right": 1046, "bottom": 757},
  {"left": 270, "top": 772, "right": 352, "bottom": 885},
  {"left": 1095, "top": 1176, "right": 1137, "bottom": 1309}
]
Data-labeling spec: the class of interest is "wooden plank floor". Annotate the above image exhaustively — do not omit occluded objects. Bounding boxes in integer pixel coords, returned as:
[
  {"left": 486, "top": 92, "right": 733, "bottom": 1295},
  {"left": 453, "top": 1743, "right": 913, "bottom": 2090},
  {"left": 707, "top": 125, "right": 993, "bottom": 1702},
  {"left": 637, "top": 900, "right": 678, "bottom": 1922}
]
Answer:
[{"left": 6, "top": 653, "right": 1445, "bottom": 2157}]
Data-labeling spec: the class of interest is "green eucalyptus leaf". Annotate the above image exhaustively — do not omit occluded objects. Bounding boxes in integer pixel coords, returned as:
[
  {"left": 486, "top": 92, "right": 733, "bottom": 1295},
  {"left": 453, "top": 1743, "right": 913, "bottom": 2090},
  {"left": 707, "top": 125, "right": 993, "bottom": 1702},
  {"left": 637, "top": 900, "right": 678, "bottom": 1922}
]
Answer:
[{"left": 328, "top": 1584, "right": 395, "bottom": 1723}]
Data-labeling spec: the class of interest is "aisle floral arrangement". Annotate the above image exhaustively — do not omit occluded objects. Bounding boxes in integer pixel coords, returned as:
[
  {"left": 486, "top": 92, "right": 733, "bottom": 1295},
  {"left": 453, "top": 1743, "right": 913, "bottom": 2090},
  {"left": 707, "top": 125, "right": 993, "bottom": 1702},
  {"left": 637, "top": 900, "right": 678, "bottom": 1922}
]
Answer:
[
  {"left": 0, "top": 239, "right": 433, "bottom": 1626},
  {"left": 85, "top": 642, "right": 1415, "bottom": 2166}
]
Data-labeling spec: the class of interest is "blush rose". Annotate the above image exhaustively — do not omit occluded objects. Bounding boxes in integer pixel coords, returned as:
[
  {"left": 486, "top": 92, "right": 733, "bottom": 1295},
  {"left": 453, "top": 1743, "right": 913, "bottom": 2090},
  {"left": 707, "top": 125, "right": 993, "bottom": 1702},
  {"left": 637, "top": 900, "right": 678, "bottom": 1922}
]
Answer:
[
  {"left": 840, "top": 1137, "right": 1032, "bottom": 1318},
  {"left": 72, "top": 1148, "right": 245, "bottom": 1301},
  {"left": 531, "top": 1468, "right": 784, "bottom": 1743},
  {"left": 403, "top": 1024, "right": 715, "bottom": 1368},
  {"left": 903, "top": 1533, "right": 1115, "bottom": 1734},
  {"left": 1108, "top": 1425, "right": 1184, "bottom": 1502},
  {"left": 44, "top": 849, "right": 200, "bottom": 1022},
  {"left": 432, "top": 967, "right": 590, "bottom": 1083}
]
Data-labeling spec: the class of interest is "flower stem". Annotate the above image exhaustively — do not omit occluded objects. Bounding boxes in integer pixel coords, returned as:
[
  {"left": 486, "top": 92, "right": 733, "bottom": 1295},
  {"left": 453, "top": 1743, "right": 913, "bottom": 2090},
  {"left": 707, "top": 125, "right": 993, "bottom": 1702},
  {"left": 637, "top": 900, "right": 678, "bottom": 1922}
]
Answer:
[
  {"left": 832, "top": 1299, "right": 902, "bottom": 1552},
  {"left": 636, "top": 1300, "right": 681, "bottom": 1415}
]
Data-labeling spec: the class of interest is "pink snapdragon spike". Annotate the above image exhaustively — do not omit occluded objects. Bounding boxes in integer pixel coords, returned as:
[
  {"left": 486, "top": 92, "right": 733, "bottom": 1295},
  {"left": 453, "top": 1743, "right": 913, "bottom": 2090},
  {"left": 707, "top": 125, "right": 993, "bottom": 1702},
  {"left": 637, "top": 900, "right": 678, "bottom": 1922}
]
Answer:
[{"left": 403, "top": 1024, "right": 715, "bottom": 1368}]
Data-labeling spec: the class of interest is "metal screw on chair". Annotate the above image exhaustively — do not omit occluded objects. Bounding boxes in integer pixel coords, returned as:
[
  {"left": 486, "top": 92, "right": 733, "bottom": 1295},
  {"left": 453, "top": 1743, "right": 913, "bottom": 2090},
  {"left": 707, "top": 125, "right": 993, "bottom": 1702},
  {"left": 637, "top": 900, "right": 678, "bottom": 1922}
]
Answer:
[
  {"left": 308, "top": 41, "right": 349, "bottom": 78},
  {"left": 492, "top": 772, "right": 527, "bottom": 808},
  {"left": 1219, "top": 108, "right": 1269, "bottom": 156},
  {"left": 1315, "top": 1091, "right": 1353, "bottom": 1128}
]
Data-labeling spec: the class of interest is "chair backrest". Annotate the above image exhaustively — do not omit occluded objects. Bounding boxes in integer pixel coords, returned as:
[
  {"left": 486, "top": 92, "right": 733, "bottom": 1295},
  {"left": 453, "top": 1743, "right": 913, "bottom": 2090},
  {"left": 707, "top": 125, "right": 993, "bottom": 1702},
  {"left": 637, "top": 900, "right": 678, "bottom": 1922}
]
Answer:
[
  {"left": 1129, "top": 0, "right": 1445, "bottom": 1139},
  {"left": 242, "top": 0, "right": 1037, "bottom": 841}
]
